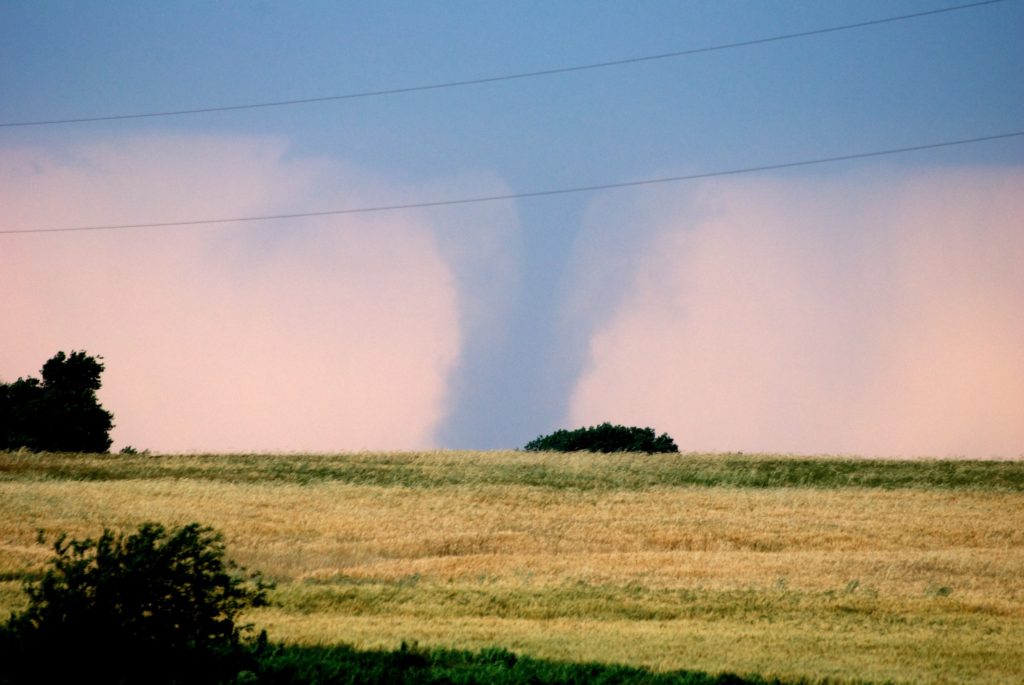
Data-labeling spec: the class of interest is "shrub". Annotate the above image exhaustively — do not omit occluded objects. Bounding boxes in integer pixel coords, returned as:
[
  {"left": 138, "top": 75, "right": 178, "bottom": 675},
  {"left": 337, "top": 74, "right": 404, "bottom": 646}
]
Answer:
[
  {"left": 0, "top": 522, "right": 269, "bottom": 684},
  {"left": 524, "top": 423, "right": 679, "bottom": 454}
]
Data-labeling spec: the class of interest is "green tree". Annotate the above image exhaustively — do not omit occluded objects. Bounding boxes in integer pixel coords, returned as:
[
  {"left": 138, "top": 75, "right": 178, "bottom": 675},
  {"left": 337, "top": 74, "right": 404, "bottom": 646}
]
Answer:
[
  {"left": 0, "top": 350, "right": 114, "bottom": 452},
  {"left": 524, "top": 422, "right": 679, "bottom": 454},
  {"left": 0, "top": 377, "right": 44, "bottom": 449}
]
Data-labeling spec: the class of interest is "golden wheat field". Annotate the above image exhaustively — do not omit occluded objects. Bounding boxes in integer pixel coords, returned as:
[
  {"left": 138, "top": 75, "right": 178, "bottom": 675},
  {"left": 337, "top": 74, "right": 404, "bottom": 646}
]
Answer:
[{"left": 1, "top": 451, "right": 1022, "bottom": 684}]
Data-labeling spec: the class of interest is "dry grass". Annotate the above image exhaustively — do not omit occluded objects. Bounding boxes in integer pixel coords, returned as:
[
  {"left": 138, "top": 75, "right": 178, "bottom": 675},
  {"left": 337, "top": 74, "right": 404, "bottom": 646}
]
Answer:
[{"left": 1, "top": 451, "right": 1021, "bottom": 684}]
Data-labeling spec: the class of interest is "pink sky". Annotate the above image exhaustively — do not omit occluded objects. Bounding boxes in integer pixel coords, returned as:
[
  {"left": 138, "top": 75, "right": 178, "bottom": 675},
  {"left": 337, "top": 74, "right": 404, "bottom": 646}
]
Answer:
[
  {"left": 569, "top": 169, "right": 1024, "bottom": 458},
  {"left": 1, "top": 134, "right": 462, "bottom": 452},
  {"left": 3, "top": 134, "right": 1022, "bottom": 457}
]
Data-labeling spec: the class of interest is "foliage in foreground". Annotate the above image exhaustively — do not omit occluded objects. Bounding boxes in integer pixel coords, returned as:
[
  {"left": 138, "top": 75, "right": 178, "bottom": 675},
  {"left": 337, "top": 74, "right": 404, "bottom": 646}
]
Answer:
[
  {"left": 525, "top": 423, "right": 679, "bottom": 454},
  {"left": 0, "top": 521, "right": 821, "bottom": 685},
  {"left": 0, "top": 350, "right": 114, "bottom": 453},
  {"left": 0, "top": 636, "right": 804, "bottom": 685},
  {"left": 0, "top": 522, "right": 268, "bottom": 684}
]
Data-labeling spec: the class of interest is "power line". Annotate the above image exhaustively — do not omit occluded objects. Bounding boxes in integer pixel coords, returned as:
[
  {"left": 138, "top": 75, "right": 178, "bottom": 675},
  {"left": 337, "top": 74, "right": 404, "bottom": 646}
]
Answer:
[
  {"left": 3, "top": 131, "right": 1020, "bottom": 236},
  {"left": 0, "top": 0, "right": 1010, "bottom": 128}
]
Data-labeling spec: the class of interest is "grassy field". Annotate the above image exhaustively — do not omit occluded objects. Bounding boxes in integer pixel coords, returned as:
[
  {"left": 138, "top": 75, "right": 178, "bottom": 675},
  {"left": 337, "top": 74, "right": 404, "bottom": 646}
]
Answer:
[{"left": 1, "top": 451, "right": 1022, "bottom": 684}]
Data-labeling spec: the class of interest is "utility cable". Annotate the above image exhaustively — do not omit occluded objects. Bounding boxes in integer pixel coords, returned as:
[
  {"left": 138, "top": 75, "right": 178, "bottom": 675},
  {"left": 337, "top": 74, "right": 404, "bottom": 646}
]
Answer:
[
  {"left": 0, "top": 0, "right": 1010, "bottom": 128},
  {"left": 3, "top": 130, "right": 1020, "bottom": 235}
]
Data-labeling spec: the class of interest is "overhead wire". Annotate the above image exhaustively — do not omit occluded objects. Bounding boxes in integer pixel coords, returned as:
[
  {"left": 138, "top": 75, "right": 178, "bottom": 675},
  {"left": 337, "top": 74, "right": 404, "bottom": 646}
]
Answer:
[
  {"left": 3, "top": 131, "right": 1020, "bottom": 235},
  {"left": 0, "top": 0, "right": 1010, "bottom": 128}
]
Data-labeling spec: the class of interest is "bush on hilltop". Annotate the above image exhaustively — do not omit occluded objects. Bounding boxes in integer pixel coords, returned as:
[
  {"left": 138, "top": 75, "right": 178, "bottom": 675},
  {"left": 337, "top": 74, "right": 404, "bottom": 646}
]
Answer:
[{"left": 524, "top": 422, "right": 679, "bottom": 454}]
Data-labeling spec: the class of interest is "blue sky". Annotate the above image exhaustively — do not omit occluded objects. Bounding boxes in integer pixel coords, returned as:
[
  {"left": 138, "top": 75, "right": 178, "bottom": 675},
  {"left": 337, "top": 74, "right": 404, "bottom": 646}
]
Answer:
[{"left": 2, "top": 1, "right": 1022, "bottom": 455}]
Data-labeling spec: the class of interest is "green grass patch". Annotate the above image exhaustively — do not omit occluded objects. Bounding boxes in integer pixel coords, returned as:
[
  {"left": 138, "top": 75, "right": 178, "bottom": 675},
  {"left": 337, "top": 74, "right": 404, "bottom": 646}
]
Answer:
[
  {"left": 2, "top": 451, "right": 1021, "bottom": 491},
  {"left": 246, "top": 641, "right": 810, "bottom": 685}
]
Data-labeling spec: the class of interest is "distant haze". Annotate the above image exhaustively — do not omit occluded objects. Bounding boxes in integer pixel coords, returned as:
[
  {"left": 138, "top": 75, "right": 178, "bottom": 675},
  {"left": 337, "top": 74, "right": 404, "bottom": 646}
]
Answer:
[
  {"left": 2, "top": 2, "right": 1022, "bottom": 456},
  {"left": 568, "top": 169, "right": 1024, "bottom": 458},
  {"left": 1, "top": 136, "right": 462, "bottom": 451},
  {"left": 2, "top": 137, "right": 1021, "bottom": 457}
]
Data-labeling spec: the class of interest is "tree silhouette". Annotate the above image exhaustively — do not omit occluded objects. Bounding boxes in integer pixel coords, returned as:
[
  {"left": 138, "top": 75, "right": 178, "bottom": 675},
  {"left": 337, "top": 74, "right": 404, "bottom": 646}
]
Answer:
[
  {"left": 524, "top": 423, "right": 679, "bottom": 454},
  {"left": 0, "top": 351, "right": 114, "bottom": 452}
]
